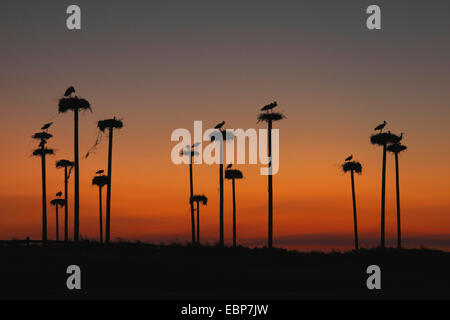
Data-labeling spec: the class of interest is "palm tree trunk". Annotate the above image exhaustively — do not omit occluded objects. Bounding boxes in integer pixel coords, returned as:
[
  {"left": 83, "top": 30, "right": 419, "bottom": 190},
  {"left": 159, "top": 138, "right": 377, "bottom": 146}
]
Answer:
[
  {"left": 395, "top": 153, "right": 402, "bottom": 249},
  {"left": 351, "top": 170, "right": 359, "bottom": 250},
  {"left": 99, "top": 187, "right": 103, "bottom": 244},
  {"left": 232, "top": 178, "right": 236, "bottom": 248},
  {"left": 74, "top": 109, "right": 80, "bottom": 242},
  {"left": 197, "top": 201, "right": 200, "bottom": 245},
  {"left": 56, "top": 205, "right": 59, "bottom": 243},
  {"left": 106, "top": 127, "right": 113, "bottom": 244},
  {"left": 219, "top": 140, "right": 224, "bottom": 246},
  {"left": 268, "top": 120, "right": 273, "bottom": 248},
  {"left": 381, "top": 144, "right": 387, "bottom": 248},
  {"left": 64, "top": 166, "right": 69, "bottom": 242},
  {"left": 189, "top": 154, "right": 195, "bottom": 244},
  {"left": 41, "top": 154, "right": 47, "bottom": 242}
]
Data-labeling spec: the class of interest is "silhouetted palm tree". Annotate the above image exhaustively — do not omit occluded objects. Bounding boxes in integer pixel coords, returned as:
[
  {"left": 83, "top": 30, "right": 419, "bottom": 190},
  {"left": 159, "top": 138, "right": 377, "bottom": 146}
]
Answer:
[
  {"left": 56, "top": 160, "right": 74, "bottom": 242},
  {"left": 190, "top": 195, "right": 208, "bottom": 245},
  {"left": 58, "top": 89, "right": 91, "bottom": 242},
  {"left": 370, "top": 130, "right": 399, "bottom": 248},
  {"left": 92, "top": 174, "right": 109, "bottom": 243},
  {"left": 50, "top": 198, "right": 66, "bottom": 242},
  {"left": 258, "top": 103, "right": 285, "bottom": 248},
  {"left": 387, "top": 142, "right": 408, "bottom": 249},
  {"left": 32, "top": 132, "right": 54, "bottom": 242},
  {"left": 98, "top": 117, "right": 123, "bottom": 244},
  {"left": 342, "top": 161, "right": 363, "bottom": 250},
  {"left": 225, "top": 168, "right": 244, "bottom": 248},
  {"left": 210, "top": 127, "right": 234, "bottom": 247},
  {"left": 181, "top": 146, "right": 200, "bottom": 244}
]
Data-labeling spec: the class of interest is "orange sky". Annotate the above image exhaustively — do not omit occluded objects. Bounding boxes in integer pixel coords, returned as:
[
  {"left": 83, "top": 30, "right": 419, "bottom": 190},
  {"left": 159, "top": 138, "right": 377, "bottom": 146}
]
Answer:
[{"left": 0, "top": 1, "right": 449, "bottom": 251}]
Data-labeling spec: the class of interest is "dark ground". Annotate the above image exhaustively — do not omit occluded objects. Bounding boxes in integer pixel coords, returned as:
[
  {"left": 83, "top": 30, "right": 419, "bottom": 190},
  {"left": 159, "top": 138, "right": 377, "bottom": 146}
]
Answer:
[{"left": 0, "top": 242, "right": 449, "bottom": 300}]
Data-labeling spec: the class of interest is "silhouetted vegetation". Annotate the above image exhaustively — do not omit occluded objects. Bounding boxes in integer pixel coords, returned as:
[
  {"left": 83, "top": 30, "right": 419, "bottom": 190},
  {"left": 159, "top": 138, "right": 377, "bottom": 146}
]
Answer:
[
  {"left": 342, "top": 160, "right": 363, "bottom": 250},
  {"left": 387, "top": 143, "right": 408, "bottom": 249},
  {"left": 258, "top": 102, "right": 285, "bottom": 249},
  {"left": 97, "top": 117, "right": 123, "bottom": 244},
  {"left": 58, "top": 87, "right": 92, "bottom": 242},
  {"left": 370, "top": 130, "right": 400, "bottom": 248},
  {"left": 0, "top": 243, "right": 449, "bottom": 299}
]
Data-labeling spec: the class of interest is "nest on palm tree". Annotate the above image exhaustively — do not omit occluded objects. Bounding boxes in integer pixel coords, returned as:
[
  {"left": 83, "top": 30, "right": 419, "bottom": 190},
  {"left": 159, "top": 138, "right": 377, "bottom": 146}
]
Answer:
[
  {"left": 342, "top": 161, "right": 362, "bottom": 174},
  {"left": 387, "top": 143, "right": 407, "bottom": 154},
  {"left": 33, "top": 148, "right": 54, "bottom": 157},
  {"left": 257, "top": 112, "right": 285, "bottom": 123},
  {"left": 92, "top": 175, "right": 109, "bottom": 188},
  {"left": 50, "top": 198, "right": 66, "bottom": 207},
  {"left": 32, "top": 132, "right": 53, "bottom": 141},
  {"left": 56, "top": 159, "right": 74, "bottom": 168},
  {"left": 98, "top": 118, "right": 124, "bottom": 132},
  {"left": 370, "top": 132, "right": 400, "bottom": 146},
  {"left": 210, "top": 129, "right": 235, "bottom": 142},
  {"left": 225, "top": 169, "right": 244, "bottom": 180},
  {"left": 190, "top": 195, "right": 208, "bottom": 205},
  {"left": 58, "top": 97, "right": 91, "bottom": 113},
  {"left": 181, "top": 149, "right": 200, "bottom": 157}
]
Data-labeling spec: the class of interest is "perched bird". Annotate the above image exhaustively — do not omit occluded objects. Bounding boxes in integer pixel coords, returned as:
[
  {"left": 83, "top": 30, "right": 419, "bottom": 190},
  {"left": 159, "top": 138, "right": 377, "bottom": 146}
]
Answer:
[
  {"left": 39, "top": 140, "right": 47, "bottom": 149},
  {"left": 261, "top": 102, "right": 278, "bottom": 112},
  {"left": 41, "top": 122, "right": 53, "bottom": 131},
  {"left": 227, "top": 164, "right": 233, "bottom": 169},
  {"left": 56, "top": 191, "right": 63, "bottom": 197},
  {"left": 96, "top": 170, "right": 104, "bottom": 175},
  {"left": 345, "top": 155, "right": 353, "bottom": 162},
  {"left": 214, "top": 121, "right": 225, "bottom": 130},
  {"left": 374, "top": 121, "right": 387, "bottom": 132},
  {"left": 192, "top": 142, "right": 201, "bottom": 149},
  {"left": 64, "top": 86, "right": 75, "bottom": 97}
]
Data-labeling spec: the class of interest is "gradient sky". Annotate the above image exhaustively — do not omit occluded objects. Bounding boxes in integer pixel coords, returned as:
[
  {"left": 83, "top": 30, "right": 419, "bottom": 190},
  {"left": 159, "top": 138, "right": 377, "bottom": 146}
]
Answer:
[{"left": 0, "top": 0, "right": 449, "bottom": 251}]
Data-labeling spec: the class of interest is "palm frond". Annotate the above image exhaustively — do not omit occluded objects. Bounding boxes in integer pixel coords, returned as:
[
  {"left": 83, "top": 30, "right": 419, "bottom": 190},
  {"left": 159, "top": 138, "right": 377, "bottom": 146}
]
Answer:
[
  {"left": 387, "top": 143, "right": 407, "bottom": 154},
  {"left": 209, "top": 129, "right": 235, "bottom": 142},
  {"left": 92, "top": 175, "right": 109, "bottom": 188},
  {"left": 33, "top": 148, "right": 54, "bottom": 157},
  {"left": 32, "top": 132, "right": 53, "bottom": 140},
  {"left": 98, "top": 118, "right": 123, "bottom": 132},
  {"left": 58, "top": 97, "right": 91, "bottom": 113},
  {"left": 50, "top": 198, "right": 66, "bottom": 207},
  {"left": 257, "top": 112, "right": 285, "bottom": 123},
  {"left": 370, "top": 132, "right": 400, "bottom": 146},
  {"left": 342, "top": 161, "right": 362, "bottom": 174},
  {"left": 56, "top": 159, "right": 74, "bottom": 168},
  {"left": 191, "top": 195, "right": 208, "bottom": 205},
  {"left": 225, "top": 169, "right": 244, "bottom": 179}
]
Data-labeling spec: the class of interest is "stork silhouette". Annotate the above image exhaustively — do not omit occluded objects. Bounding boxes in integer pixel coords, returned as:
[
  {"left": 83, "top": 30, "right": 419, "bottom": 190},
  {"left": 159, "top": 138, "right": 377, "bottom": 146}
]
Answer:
[
  {"left": 214, "top": 121, "right": 225, "bottom": 130},
  {"left": 374, "top": 121, "right": 387, "bottom": 132},
  {"left": 64, "top": 86, "right": 75, "bottom": 97},
  {"left": 345, "top": 155, "right": 353, "bottom": 162},
  {"left": 41, "top": 123, "right": 53, "bottom": 131}
]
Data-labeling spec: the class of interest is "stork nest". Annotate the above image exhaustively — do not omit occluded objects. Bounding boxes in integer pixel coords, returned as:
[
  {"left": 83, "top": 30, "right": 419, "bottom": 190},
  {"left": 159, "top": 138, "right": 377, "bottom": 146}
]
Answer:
[
  {"left": 58, "top": 97, "right": 91, "bottom": 113},
  {"left": 50, "top": 198, "right": 66, "bottom": 207},
  {"left": 387, "top": 143, "right": 408, "bottom": 154},
  {"left": 32, "top": 132, "right": 53, "bottom": 141},
  {"left": 92, "top": 175, "right": 109, "bottom": 188},
  {"left": 225, "top": 169, "right": 244, "bottom": 180},
  {"left": 370, "top": 132, "right": 400, "bottom": 146},
  {"left": 56, "top": 159, "right": 74, "bottom": 168},
  {"left": 257, "top": 112, "right": 285, "bottom": 123},
  {"left": 210, "top": 129, "right": 235, "bottom": 142},
  {"left": 33, "top": 148, "right": 54, "bottom": 157},
  {"left": 181, "top": 149, "right": 200, "bottom": 157},
  {"left": 342, "top": 161, "right": 363, "bottom": 174},
  {"left": 190, "top": 195, "right": 208, "bottom": 205},
  {"left": 98, "top": 118, "right": 124, "bottom": 132}
]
